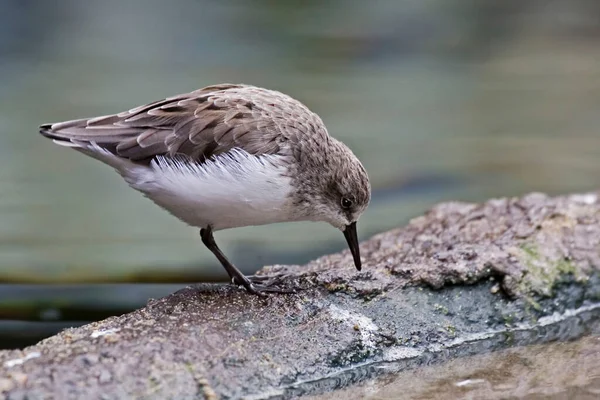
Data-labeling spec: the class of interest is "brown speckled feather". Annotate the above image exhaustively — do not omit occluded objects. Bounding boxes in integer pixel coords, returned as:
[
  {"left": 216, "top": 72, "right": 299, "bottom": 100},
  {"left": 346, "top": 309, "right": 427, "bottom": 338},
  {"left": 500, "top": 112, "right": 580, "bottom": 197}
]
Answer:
[{"left": 40, "top": 84, "right": 328, "bottom": 164}]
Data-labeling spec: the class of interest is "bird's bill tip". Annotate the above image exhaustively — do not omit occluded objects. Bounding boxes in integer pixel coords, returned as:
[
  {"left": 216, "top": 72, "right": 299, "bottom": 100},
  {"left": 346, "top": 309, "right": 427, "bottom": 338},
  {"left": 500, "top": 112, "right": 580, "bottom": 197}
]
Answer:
[{"left": 343, "top": 222, "right": 362, "bottom": 271}]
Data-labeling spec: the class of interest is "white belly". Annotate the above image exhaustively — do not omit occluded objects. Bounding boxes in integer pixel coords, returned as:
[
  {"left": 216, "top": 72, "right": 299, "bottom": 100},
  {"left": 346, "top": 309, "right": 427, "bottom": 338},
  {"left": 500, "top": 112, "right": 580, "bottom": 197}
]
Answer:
[{"left": 127, "top": 149, "right": 293, "bottom": 230}]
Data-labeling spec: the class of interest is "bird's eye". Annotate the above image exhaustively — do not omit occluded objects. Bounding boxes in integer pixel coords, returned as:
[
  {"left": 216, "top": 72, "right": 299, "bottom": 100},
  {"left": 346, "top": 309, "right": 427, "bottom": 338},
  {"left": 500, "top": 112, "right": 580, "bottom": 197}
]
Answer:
[{"left": 341, "top": 197, "right": 353, "bottom": 209}]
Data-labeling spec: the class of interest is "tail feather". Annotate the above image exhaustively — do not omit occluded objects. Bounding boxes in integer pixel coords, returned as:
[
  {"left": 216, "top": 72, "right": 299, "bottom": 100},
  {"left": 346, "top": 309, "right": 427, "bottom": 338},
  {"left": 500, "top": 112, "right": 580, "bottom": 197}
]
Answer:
[
  {"left": 39, "top": 116, "right": 172, "bottom": 162},
  {"left": 39, "top": 123, "right": 64, "bottom": 140},
  {"left": 40, "top": 121, "right": 142, "bottom": 142},
  {"left": 39, "top": 122, "right": 141, "bottom": 174}
]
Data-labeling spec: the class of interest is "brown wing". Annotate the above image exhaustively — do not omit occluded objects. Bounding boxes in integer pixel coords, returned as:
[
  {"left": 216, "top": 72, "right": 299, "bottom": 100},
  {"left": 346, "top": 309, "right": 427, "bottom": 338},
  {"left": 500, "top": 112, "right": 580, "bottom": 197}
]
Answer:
[{"left": 39, "top": 84, "right": 289, "bottom": 164}]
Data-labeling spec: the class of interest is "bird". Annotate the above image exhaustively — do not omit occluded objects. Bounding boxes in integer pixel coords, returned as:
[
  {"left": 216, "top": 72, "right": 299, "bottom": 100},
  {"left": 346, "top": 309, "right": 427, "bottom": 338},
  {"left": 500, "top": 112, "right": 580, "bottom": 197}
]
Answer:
[{"left": 39, "top": 83, "right": 371, "bottom": 295}]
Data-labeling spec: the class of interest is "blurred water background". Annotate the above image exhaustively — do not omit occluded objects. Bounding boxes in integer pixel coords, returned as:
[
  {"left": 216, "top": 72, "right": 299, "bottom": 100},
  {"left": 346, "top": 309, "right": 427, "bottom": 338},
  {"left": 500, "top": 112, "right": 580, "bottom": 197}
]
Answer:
[{"left": 1, "top": 0, "right": 600, "bottom": 394}]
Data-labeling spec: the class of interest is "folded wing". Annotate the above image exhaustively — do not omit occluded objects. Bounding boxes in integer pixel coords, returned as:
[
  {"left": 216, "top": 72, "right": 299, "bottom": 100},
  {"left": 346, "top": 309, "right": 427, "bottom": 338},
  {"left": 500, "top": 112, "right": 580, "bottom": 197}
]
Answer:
[{"left": 39, "top": 84, "right": 284, "bottom": 164}]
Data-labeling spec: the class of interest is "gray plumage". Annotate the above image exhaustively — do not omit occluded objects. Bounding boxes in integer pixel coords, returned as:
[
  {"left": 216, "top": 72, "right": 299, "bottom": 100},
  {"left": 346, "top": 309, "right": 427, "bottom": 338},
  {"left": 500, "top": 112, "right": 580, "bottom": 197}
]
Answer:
[
  {"left": 40, "top": 83, "right": 371, "bottom": 294},
  {"left": 42, "top": 83, "right": 320, "bottom": 162}
]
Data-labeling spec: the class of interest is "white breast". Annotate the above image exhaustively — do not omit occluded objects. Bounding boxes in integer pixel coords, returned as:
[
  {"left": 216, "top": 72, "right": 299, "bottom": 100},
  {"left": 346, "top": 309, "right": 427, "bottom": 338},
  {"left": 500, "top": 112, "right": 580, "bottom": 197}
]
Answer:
[{"left": 127, "top": 149, "right": 293, "bottom": 230}]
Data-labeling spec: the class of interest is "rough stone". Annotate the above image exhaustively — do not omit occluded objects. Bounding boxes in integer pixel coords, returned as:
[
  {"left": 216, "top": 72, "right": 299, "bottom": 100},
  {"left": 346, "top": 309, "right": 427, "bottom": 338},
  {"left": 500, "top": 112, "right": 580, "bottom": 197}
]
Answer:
[{"left": 1, "top": 192, "right": 599, "bottom": 399}]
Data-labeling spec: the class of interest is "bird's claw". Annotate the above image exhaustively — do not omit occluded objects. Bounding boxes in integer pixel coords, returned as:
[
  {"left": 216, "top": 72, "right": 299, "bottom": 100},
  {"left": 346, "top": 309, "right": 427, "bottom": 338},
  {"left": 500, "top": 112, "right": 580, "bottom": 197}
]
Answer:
[{"left": 231, "top": 274, "right": 296, "bottom": 295}]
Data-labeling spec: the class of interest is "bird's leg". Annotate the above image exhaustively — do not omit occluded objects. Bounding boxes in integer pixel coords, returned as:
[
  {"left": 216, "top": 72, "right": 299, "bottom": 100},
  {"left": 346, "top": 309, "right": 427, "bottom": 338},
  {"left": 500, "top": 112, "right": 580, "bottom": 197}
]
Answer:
[
  {"left": 199, "top": 227, "right": 256, "bottom": 292},
  {"left": 199, "top": 227, "right": 294, "bottom": 295}
]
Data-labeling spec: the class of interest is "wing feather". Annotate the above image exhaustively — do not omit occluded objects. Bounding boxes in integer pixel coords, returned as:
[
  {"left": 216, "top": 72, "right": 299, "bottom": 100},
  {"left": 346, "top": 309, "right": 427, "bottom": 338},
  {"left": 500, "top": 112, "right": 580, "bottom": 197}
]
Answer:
[{"left": 40, "top": 83, "right": 328, "bottom": 164}]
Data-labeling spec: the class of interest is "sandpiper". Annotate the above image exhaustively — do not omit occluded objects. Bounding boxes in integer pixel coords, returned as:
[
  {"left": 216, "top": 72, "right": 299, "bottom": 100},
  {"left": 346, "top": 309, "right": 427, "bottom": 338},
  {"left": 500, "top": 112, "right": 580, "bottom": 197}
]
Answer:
[{"left": 40, "top": 84, "right": 371, "bottom": 295}]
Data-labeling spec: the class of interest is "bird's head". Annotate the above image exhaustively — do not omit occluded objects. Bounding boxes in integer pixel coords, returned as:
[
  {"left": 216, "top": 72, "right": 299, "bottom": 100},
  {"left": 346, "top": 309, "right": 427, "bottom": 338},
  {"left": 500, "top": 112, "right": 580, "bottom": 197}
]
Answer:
[{"left": 293, "top": 140, "right": 371, "bottom": 270}]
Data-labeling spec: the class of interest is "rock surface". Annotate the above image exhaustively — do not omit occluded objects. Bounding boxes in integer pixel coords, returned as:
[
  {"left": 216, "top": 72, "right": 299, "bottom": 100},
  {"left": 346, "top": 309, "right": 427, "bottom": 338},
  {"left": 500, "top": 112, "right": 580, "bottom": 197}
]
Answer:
[{"left": 1, "top": 192, "right": 600, "bottom": 399}]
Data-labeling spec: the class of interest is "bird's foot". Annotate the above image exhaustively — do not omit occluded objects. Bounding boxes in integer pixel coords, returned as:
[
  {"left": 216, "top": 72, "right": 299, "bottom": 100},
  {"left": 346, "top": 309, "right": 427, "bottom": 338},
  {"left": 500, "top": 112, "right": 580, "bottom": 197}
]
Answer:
[{"left": 232, "top": 274, "right": 296, "bottom": 296}]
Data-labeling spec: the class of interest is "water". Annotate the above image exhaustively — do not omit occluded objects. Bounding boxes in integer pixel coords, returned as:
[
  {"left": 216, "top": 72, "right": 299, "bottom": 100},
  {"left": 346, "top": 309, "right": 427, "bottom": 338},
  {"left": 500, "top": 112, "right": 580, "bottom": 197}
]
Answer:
[
  {"left": 0, "top": 0, "right": 599, "bottom": 393},
  {"left": 307, "top": 334, "right": 600, "bottom": 400},
  {"left": 280, "top": 299, "right": 600, "bottom": 399}
]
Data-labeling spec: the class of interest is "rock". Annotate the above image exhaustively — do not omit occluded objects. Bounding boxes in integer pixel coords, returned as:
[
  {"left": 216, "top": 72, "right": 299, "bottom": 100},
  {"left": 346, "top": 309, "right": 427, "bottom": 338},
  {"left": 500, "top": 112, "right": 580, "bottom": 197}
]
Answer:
[
  {"left": 1, "top": 192, "right": 599, "bottom": 399},
  {"left": 98, "top": 370, "right": 112, "bottom": 384},
  {"left": 0, "top": 378, "right": 14, "bottom": 393}
]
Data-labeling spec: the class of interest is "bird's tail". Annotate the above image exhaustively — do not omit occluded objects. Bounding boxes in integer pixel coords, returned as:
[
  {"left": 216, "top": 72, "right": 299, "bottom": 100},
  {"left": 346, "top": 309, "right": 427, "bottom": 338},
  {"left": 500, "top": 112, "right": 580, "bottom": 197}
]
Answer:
[{"left": 39, "top": 122, "right": 140, "bottom": 174}]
